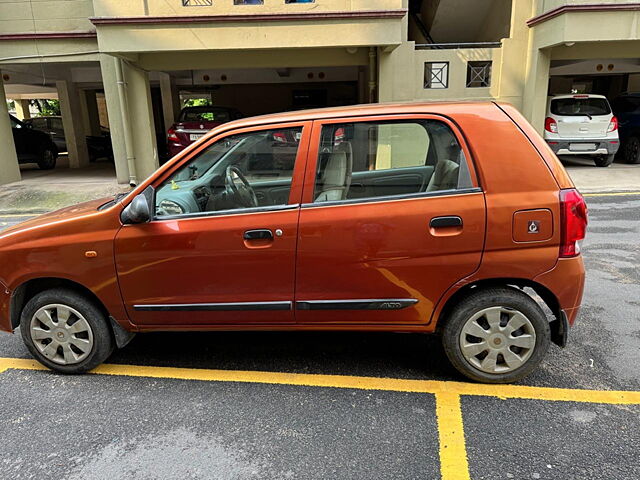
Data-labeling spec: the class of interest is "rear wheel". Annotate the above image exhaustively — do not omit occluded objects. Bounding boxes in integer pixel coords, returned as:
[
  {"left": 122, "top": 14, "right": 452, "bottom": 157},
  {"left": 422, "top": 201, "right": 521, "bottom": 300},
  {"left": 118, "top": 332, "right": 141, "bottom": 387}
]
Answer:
[
  {"left": 20, "top": 289, "right": 114, "bottom": 374},
  {"left": 441, "top": 288, "right": 550, "bottom": 383},
  {"left": 37, "top": 148, "right": 57, "bottom": 170},
  {"left": 594, "top": 154, "right": 615, "bottom": 167},
  {"left": 623, "top": 136, "right": 640, "bottom": 164}
]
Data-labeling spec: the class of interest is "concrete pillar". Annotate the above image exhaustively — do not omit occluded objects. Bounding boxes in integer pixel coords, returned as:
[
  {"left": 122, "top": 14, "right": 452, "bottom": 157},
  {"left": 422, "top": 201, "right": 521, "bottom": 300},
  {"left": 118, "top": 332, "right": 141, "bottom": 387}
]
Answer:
[
  {"left": 79, "top": 89, "right": 102, "bottom": 137},
  {"left": 522, "top": 47, "right": 551, "bottom": 134},
  {"left": 628, "top": 74, "right": 640, "bottom": 92},
  {"left": 159, "top": 72, "right": 180, "bottom": 133},
  {"left": 0, "top": 73, "right": 22, "bottom": 185},
  {"left": 378, "top": 43, "right": 416, "bottom": 102},
  {"left": 14, "top": 99, "right": 31, "bottom": 120},
  {"left": 56, "top": 79, "right": 90, "bottom": 168},
  {"left": 100, "top": 55, "right": 158, "bottom": 184}
]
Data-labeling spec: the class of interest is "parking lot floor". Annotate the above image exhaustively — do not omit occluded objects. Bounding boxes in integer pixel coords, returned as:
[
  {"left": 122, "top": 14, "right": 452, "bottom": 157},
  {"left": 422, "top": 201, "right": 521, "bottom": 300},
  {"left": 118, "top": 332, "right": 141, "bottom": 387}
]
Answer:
[{"left": 0, "top": 192, "right": 639, "bottom": 480}]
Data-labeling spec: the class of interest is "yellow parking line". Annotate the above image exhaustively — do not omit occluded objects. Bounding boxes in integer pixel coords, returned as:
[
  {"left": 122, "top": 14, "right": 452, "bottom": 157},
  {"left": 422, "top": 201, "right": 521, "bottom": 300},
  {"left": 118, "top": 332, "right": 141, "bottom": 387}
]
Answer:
[
  {"left": 436, "top": 393, "right": 470, "bottom": 480},
  {"left": 0, "top": 213, "right": 40, "bottom": 218},
  {"left": 583, "top": 191, "right": 640, "bottom": 197},
  {"left": 1, "top": 357, "right": 639, "bottom": 405}
]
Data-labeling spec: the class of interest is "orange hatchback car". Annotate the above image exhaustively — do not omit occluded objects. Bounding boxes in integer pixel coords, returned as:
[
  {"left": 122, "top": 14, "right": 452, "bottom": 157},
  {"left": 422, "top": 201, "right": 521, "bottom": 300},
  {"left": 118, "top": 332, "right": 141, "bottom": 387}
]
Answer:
[{"left": 0, "top": 102, "right": 586, "bottom": 383}]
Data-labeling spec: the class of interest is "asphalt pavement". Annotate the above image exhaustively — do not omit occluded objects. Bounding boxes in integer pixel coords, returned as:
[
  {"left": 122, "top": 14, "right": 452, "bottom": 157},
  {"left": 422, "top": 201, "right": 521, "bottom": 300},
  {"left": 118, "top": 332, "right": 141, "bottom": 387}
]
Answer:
[{"left": 0, "top": 193, "right": 638, "bottom": 480}]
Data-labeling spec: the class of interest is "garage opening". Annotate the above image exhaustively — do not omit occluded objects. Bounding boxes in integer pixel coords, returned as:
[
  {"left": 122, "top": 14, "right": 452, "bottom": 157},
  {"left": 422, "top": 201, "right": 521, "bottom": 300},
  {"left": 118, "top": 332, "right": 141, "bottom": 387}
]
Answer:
[{"left": 153, "top": 65, "right": 366, "bottom": 163}]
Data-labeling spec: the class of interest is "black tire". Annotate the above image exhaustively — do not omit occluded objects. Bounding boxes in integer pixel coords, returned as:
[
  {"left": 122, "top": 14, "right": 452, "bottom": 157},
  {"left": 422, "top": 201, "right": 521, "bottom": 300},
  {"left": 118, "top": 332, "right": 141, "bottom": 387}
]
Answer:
[
  {"left": 20, "top": 289, "right": 114, "bottom": 374},
  {"left": 441, "top": 287, "right": 550, "bottom": 384},
  {"left": 623, "top": 136, "right": 640, "bottom": 164},
  {"left": 37, "top": 148, "right": 57, "bottom": 170},
  {"left": 594, "top": 154, "right": 615, "bottom": 167}
]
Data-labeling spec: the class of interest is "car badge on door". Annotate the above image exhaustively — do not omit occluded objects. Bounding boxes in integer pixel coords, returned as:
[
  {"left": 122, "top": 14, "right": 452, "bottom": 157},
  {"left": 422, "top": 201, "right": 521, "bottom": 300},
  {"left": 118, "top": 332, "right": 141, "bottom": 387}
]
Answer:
[{"left": 528, "top": 220, "right": 540, "bottom": 234}]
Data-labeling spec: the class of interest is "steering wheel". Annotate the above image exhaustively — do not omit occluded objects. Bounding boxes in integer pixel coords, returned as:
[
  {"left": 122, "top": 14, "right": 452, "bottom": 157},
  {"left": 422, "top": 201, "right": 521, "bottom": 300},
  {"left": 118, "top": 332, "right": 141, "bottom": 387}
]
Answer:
[{"left": 225, "top": 166, "right": 258, "bottom": 208}]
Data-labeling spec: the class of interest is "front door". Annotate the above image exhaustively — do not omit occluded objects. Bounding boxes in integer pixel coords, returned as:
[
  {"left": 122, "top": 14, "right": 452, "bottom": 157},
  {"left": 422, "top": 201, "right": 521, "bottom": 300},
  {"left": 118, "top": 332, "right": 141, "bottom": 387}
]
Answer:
[
  {"left": 295, "top": 115, "right": 486, "bottom": 325},
  {"left": 115, "top": 122, "right": 310, "bottom": 326}
]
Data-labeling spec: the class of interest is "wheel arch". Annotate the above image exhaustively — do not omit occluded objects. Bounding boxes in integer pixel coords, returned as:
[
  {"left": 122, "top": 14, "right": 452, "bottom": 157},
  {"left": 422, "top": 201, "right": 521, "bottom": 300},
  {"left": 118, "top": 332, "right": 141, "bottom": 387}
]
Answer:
[
  {"left": 10, "top": 277, "right": 109, "bottom": 330},
  {"left": 434, "top": 277, "right": 565, "bottom": 347}
]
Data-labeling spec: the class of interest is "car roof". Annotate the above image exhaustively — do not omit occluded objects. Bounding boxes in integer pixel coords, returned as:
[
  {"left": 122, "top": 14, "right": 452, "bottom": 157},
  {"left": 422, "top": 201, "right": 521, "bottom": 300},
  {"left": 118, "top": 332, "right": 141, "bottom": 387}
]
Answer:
[{"left": 215, "top": 101, "right": 498, "bottom": 131}]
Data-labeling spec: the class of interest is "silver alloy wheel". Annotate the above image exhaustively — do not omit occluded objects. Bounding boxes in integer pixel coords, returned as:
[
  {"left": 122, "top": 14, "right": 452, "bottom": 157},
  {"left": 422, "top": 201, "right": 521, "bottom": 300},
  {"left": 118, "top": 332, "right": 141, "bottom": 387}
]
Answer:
[
  {"left": 29, "top": 304, "right": 94, "bottom": 365},
  {"left": 459, "top": 306, "right": 536, "bottom": 374}
]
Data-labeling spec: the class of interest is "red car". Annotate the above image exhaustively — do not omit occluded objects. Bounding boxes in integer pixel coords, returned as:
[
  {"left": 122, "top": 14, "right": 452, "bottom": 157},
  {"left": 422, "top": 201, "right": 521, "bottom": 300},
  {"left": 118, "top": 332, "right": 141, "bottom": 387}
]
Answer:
[{"left": 167, "top": 106, "right": 243, "bottom": 157}]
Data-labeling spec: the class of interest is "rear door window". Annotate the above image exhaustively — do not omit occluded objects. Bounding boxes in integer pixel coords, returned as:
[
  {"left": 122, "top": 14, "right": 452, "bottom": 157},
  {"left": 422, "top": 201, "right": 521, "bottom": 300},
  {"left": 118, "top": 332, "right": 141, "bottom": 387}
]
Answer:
[
  {"left": 313, "top": 119, "right": 473, "bottom": 203},
  {"left": 551, "top": 98, "right": 611, "bottom": 116}
]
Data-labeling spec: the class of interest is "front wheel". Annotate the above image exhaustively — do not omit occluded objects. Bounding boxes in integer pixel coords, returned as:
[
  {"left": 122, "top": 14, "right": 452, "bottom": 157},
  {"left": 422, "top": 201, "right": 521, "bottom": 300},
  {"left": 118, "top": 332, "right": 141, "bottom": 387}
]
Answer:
[
  {"left": 441, "top": 288, "right": 550, "bottom": 383},
  {"left": 594, "top": 154, "right": 615, "bottom": 167},
  {"left": 20, "top": 289, "right": 114, "bottom": 374}
]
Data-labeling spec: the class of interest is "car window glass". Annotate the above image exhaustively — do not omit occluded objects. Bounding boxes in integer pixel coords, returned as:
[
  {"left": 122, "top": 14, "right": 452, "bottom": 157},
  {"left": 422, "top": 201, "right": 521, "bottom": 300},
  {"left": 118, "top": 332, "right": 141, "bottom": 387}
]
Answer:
[
  {"left": 155, "top": 127, "right": 303, "bottom": 218},
  {"left": 51, "top": 118, "right": 64, "bottom": 130},
  {"left": 551, "top": 98, "right": 611, "bottom": 116},
  {"left": 10, "top": 117, "right": 21, "bottom": 128},
  {"left": 179, "top": 108, "right": 232, "bottom": 123},
  {"left": 30, "top": 118, "right": 46, "bottom": 129},
  {"left": 612, "top": 97, "right": 640, "bottom": 114},
  {"left": 313, "top": 120, "right": 472, "bottom": 203}
]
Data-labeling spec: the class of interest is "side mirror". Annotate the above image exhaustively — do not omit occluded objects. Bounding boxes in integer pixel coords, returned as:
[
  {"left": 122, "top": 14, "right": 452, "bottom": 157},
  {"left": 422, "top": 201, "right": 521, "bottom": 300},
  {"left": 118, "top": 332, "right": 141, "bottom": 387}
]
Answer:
[{"left": 121, "top": 193, "right": 151, "bottom": 224}]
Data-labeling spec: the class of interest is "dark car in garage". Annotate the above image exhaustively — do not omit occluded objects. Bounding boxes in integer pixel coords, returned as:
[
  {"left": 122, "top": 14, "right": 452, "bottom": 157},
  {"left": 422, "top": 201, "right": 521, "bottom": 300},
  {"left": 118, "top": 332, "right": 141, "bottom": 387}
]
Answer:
[
  {"left": 611, "top": 92, "right": 640, "bottom": 164},
  {"left": 9, "top": 114, "right": 58, "bottom": 170},
  {"left": 24, "top": 116, "right": 113, "bottom": 162}
]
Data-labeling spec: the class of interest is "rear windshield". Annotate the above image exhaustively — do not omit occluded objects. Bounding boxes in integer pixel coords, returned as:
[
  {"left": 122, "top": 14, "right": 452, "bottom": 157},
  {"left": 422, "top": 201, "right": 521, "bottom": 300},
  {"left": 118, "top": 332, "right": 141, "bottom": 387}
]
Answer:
[
  {"left": 179, "top": 107, "right": 232, "bottom": 123},
  {"left": 551, "top": 97, "right": 611, "bottom": 116}
]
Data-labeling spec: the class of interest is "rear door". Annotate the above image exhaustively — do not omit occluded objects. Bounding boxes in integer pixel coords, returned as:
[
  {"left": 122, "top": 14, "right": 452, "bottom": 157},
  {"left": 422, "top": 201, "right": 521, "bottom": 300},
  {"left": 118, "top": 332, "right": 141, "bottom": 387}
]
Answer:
[{"left": 294, "top": 115, "right": 486, "bottom": 325}]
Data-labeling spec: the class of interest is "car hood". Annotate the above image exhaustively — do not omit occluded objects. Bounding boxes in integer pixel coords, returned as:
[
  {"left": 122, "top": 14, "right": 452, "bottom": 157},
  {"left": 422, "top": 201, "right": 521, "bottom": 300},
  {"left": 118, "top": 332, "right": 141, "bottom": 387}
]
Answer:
[{"left": 0, "top": 197, "right": 112, "bottom": 238}]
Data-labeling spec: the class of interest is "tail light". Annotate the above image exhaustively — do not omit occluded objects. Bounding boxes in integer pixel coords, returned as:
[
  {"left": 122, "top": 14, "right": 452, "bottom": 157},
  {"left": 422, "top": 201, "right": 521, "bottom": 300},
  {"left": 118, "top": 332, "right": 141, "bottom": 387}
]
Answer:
[
  {"left": 167, "top": 127, "right": 179, "bottom": 143},
  {"left": 559, "top": 189, "right": 588, "bottom": 258},
  {"left": 544, "top": 117, "right": 558, "bottom": 133},
  {"left": 607, "top": 116, "right": 618, "bottom": 132}
]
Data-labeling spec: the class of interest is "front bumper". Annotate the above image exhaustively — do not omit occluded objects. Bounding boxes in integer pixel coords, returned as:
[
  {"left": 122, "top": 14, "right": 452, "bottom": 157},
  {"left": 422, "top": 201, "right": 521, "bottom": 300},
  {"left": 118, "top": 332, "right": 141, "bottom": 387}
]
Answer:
[
  {"left": 546, "top": 138, "right": 619, "bottom": 156},
  {"left": 0, "top": 279, "right": 12, "bottom": 333}
]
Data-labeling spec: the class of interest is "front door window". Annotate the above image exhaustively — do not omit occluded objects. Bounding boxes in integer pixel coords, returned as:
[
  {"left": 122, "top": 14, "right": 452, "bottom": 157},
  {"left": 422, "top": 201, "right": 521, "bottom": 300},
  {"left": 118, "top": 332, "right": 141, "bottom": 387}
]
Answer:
[{"left": 155, "top": 127, "right": 303, "bottom": 218}]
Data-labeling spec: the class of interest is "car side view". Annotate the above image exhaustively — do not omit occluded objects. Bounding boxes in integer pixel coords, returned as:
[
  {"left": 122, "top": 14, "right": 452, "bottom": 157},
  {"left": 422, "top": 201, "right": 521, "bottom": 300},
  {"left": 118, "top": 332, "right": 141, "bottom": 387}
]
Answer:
[{"left": 0, "top": 102, "right": 586, "bottom": 384}]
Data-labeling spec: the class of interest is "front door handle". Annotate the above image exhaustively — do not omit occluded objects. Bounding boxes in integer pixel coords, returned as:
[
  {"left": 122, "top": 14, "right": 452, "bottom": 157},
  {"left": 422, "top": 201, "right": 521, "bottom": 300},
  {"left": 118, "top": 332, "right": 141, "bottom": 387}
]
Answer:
[
  {"left": 243, "top": 229, "right": 273, "bottom": 240},
  {"left": 430, "top": 216, "right": 463, "bottom": 228}
]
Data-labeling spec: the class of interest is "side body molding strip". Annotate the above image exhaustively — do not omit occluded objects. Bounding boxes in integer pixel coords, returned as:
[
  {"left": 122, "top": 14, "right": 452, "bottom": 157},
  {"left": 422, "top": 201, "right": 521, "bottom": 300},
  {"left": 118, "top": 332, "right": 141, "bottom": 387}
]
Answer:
[
  {"left": 134, "top": 302, "right": 292, "bottom": 312},
  {"left": 296, "top": 299, "right": 418, "bottom": 311}
]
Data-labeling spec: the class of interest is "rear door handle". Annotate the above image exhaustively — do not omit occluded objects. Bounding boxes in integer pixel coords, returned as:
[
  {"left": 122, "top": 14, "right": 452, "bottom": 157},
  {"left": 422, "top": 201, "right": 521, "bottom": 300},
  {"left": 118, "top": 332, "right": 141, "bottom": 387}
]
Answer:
[
  {"left": 243, "top": 229, "right": 273, "bottom": 240},
  {"left": 430, "top": 216, "right": 463, "bottom": 228}
]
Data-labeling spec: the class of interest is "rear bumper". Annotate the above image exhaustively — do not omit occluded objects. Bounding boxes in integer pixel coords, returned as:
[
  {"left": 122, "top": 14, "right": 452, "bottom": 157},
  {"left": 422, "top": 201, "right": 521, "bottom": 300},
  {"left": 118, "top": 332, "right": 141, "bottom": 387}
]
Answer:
[
  {"left": 0, "top": 279, "right": 12, "bottom": 333},
  {"left": 546, "top": 138, "right": 619, "bottom": 156},
  {"left": 534, "top": 256, "right": 585, "bottom": 327}
]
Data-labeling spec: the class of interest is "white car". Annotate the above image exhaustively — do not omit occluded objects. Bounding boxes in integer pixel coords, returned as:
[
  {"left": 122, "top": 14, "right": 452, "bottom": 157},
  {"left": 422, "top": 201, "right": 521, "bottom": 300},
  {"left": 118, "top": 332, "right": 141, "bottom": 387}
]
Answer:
[{"left": 544, "top": 94, "right": 619, "bottom": 167}]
